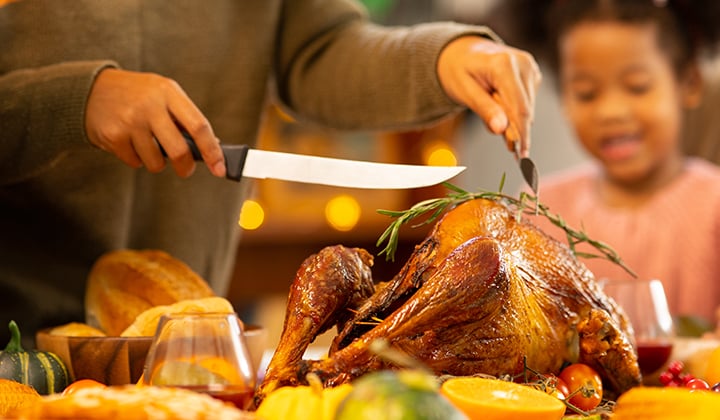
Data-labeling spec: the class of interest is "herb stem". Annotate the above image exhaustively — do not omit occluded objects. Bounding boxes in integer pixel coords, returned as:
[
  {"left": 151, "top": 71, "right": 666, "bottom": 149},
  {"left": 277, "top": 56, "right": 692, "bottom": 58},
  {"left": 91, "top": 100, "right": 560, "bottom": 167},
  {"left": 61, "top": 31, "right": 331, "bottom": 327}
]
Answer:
[{"left": 375, "top": 182, "right": 636, "bottom": 277}]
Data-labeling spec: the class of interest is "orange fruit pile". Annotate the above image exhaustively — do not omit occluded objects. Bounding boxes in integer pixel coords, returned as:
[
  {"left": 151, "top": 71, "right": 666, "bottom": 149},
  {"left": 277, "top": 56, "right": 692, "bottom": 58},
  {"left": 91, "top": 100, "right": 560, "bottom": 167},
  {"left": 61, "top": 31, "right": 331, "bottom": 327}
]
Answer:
[{"left": 440, "top": 377, "right": 566, "bottom": 420}]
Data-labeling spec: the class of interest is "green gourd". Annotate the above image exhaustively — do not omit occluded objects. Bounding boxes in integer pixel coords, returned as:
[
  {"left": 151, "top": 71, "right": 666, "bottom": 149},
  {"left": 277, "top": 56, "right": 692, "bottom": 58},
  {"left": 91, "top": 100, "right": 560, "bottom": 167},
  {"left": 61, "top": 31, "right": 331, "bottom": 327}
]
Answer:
[
  {"left": 334, "top": 369, "right": 467, "bottom": 420},
  {"left": 0, "top": 320, "right": 70, "bottom": 395}
]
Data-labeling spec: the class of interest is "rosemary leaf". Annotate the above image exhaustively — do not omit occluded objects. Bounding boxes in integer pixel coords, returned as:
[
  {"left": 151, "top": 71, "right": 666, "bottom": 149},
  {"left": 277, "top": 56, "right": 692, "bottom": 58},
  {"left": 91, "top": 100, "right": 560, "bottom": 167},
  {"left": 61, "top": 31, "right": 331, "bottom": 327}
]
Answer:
[{"left": 375, "top": 183, "right": 636, "bottom": 277}]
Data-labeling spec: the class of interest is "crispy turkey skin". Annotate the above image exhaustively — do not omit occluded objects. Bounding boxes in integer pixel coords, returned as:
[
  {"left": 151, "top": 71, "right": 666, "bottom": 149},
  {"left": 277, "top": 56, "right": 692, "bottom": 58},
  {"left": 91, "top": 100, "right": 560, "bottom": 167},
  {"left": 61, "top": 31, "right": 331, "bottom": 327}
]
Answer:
[{"left": 257, "top": 198, "right": 641, "bottom": 404}]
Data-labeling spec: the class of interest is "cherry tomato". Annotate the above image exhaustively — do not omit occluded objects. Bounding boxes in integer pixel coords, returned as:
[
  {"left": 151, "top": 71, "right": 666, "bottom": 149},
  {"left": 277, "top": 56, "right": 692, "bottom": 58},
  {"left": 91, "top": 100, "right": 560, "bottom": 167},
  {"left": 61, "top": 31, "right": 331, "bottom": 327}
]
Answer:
[
  {"left": 62, "top": 379, "right": 107, "bottom": 396},
  {"left": 680, "top": 373, "right": 697, "bottom": 385},
  {"left": 559, "top": 363, "right": 603, "bottom": 411},
  {"left": 547, "top": 374, "right": 570, "bottom": 400},
  {"left": 685, "top": 378, "right": 710, "bottom": 391}
]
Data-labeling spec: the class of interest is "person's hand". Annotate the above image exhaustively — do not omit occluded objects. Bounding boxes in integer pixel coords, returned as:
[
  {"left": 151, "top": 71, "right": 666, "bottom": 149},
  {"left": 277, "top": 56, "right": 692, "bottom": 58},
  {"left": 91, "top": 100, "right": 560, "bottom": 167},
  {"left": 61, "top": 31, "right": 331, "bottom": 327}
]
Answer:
[
  {"left": 437, "top": 36, "right": 541, "bottom": 157},
  {"left": 85, "top": 68, "right": 226, "bottom": 178}
]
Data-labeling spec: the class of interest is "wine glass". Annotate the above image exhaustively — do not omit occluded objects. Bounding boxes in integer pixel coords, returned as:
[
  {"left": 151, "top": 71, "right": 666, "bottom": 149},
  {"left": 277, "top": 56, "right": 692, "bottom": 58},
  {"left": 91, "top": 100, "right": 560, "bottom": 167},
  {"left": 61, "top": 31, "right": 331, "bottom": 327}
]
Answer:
[
  {"left": 600, "top": 278, "right": 675, "bottom": 378},
  {"left": 142, "top": 312, "right": 257, "bottom": 410}
]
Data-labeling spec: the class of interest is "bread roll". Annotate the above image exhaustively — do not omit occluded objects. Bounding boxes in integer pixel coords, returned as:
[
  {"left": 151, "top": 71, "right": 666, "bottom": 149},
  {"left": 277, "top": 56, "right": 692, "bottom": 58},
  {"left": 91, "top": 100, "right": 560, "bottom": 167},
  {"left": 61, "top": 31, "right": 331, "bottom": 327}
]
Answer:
[
  {"left": 48, "top": 322, "right": 106, "bottom": 337},
  {"left": 85, "top": 249, "right": 215, "bottom": 336},
  {"left": 120, "top": 297, "right": 236, "bottom": 337}
]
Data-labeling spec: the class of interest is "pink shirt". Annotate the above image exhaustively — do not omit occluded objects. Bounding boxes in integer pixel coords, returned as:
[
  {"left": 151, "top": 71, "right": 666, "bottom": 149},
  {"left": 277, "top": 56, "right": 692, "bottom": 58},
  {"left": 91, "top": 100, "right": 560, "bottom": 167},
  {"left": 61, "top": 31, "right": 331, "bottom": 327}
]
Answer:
[{"left": 527, "top": 158, "right": 720, "bottom": 323}]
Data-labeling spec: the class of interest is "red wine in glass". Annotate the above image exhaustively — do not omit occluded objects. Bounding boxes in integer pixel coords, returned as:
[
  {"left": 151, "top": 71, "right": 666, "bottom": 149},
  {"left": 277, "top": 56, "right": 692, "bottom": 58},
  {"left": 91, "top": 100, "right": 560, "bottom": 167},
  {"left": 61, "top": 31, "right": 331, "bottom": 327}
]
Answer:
[
  {"left": 601, "top": 279, "right": 675, "bottom": 378},
  {"left": 637, "top": 340, "right": 673, "bottom": 375}
]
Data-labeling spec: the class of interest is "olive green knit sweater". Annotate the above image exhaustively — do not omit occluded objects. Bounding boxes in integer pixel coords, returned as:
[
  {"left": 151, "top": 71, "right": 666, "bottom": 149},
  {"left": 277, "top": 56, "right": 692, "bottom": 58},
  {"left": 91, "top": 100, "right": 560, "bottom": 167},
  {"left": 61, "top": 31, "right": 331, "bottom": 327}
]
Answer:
[{"left": 0, "top": 0, "right": 491, "bottom": 339}]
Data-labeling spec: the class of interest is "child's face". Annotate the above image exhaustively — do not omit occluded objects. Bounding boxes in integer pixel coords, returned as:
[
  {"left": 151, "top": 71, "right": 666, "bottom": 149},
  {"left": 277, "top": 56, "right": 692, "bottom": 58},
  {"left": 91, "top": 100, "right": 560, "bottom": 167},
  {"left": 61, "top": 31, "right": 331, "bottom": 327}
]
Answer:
[{"left": 558, "top": 20, "right": 697, "bottom": 185}]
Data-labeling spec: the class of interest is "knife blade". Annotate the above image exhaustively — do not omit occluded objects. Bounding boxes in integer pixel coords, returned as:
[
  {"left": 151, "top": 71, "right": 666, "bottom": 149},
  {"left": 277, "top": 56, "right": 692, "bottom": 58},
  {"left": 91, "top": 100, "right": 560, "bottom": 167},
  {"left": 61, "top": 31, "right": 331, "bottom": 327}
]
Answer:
[
  {"left": 166, "top": 135, "right": 465, "bottom": 189},
  {"left": 514, "top": 141, "right": 539, "bottom": 195}
]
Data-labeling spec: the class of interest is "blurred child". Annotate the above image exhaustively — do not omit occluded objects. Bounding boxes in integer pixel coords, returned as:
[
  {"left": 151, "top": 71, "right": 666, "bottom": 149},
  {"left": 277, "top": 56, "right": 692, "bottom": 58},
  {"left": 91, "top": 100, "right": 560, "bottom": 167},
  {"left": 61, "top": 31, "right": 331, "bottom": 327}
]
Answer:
[{"left": 494, "top": 0, "right": 720, "bottom": 326}]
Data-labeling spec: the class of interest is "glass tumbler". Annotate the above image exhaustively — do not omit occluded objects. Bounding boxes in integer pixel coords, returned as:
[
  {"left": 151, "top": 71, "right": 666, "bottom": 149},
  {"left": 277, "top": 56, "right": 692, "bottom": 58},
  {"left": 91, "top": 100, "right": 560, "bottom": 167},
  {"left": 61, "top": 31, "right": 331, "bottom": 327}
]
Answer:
[{"left": 142, "top": 312, "right": 256, "bottom": 410}]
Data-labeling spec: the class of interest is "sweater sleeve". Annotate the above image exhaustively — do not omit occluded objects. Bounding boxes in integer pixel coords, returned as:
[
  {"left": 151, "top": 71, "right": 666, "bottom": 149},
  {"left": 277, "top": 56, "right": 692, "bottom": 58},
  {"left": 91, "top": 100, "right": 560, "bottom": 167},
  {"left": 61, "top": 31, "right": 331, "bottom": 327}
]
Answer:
[
  {"left": 275, "top": 0, "right": 500, "bottom": 131},
  {"left": 0, "top": 60, "right": 116, "bottom": 185}
]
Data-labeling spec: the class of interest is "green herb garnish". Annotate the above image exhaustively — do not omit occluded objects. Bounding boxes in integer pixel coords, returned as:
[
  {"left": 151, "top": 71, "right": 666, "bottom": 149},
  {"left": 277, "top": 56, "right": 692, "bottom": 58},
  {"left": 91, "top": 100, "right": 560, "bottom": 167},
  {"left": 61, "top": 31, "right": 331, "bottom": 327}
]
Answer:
[{"left": 375, "top": 179, "right": 635, "bottom": 277}]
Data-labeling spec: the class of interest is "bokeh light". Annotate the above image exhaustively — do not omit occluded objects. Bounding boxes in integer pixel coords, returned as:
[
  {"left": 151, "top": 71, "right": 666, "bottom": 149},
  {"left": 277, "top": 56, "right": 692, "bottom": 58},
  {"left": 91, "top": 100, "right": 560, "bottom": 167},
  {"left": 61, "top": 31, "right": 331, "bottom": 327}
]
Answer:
[
  {"left": 424, "top": 142, "right": 458, "bottom": 166},
  {"left": 239, "top": 200, "right": 265, "bottom": 230},
  {"left": 325, "top": 194, "right": 361, "bottom": 231}
]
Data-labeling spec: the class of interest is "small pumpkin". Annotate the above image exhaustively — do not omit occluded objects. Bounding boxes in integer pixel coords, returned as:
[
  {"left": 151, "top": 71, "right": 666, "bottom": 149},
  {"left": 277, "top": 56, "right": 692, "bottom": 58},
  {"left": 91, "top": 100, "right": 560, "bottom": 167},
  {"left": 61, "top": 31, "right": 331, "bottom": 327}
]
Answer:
[
  {"left": 0, "top": 320, "right": 70, "bottom": 394},
  {"left": 256, "top": 373, "right": 353, "bottom": 420}
]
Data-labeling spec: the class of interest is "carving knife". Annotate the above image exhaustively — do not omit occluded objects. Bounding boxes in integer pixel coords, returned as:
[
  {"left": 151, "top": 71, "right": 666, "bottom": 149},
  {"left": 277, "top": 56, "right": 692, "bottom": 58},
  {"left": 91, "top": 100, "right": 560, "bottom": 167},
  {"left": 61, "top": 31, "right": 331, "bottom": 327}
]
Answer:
[{"left": 166, "top": 136, "right": 465, "bottom": 189}]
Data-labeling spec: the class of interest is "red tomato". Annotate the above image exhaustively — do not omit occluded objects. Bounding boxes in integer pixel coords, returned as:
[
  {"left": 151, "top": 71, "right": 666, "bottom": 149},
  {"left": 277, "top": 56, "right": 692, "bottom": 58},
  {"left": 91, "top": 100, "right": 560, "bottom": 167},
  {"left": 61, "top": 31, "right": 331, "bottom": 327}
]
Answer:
[
  {"left": 544, "top": 374, "right": 570, "bottom": 400},
  {"left": 62, "top": 379, "right": 107, "bottom": 396},
  {"left": 559, "top": 363, "right": 603, "bottom": 411},
  {"left": 686, "top": 378, "right": 710, "bottom": 391},
  {"left": 554, "top": 376, "right": 570, "bottom": 399}
]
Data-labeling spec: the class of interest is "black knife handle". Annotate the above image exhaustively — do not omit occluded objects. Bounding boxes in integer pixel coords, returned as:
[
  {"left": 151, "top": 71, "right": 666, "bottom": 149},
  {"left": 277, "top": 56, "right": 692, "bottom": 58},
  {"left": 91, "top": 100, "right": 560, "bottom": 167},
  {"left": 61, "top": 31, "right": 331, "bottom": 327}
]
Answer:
[{"left": 159, "top": 133, "right": 249, "bottom": 182}]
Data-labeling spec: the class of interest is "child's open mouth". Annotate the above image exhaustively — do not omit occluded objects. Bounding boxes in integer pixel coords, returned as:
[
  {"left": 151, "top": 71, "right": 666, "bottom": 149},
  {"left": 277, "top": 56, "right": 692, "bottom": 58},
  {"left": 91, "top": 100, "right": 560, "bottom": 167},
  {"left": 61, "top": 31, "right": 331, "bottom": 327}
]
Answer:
[{"left": 600, "top": 134, "right": 642, "bottom": 161}]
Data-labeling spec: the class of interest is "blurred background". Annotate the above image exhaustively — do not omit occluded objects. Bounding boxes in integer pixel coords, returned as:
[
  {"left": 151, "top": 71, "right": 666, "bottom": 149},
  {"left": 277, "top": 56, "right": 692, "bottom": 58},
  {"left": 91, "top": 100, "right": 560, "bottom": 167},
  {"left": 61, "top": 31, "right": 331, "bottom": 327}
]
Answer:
[{"left": 231, "top": 0, "right": 586, "bottom": 350}]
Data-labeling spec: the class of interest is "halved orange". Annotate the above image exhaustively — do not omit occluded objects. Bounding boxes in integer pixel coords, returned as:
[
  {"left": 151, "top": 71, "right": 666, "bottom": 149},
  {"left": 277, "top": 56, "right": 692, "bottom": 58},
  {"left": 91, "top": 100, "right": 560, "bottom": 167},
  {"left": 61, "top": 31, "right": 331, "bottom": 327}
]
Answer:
[{"left": 440, "top": 377, "right": 566, "bottom": 420}]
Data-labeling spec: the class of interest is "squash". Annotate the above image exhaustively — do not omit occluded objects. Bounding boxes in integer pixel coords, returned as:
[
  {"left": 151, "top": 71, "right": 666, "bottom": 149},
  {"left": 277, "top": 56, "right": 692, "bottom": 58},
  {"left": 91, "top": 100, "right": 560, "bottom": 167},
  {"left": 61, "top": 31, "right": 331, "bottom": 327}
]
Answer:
[
  {"left": 256, "top": 373, "right": 353, "bottom": 420},
  {"left": 335, "top": 369, "right": 467, "bottom": 420},
  {"left": 0, "top": 320, "right": 70, "bottom": 395},
  {"left": 0, "top": 378, "right": 42, "bottom": 417},
  {"left": 612, "top": 386, "right": 720, "bottom": 419}
]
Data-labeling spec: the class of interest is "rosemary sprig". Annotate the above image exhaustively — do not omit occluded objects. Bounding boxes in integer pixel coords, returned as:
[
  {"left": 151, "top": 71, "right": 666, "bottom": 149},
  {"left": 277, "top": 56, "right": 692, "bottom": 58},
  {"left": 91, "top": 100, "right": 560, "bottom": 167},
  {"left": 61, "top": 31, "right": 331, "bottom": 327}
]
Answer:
[{"left": 375, "top": 181, "right": 636, "bottom": 278}]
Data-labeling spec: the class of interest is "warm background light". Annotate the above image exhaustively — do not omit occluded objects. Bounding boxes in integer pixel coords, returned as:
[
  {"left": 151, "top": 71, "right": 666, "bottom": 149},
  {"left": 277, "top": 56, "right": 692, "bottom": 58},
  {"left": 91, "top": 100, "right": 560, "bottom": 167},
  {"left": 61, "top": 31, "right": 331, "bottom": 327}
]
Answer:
[
  {"left": 239, "top": 200, "right": 265, "bottom": 230},
  {"left": 424, "top": 141, "right": 458, "bottom": 166},
  {"left": 325, "top": 194, "right": 361, "bottom": 231}
]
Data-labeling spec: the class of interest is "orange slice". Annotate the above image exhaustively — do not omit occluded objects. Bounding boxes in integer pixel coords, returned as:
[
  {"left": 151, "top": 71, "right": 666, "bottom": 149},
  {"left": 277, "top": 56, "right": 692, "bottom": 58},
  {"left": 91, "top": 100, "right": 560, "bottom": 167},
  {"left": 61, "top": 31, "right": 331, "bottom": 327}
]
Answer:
[
  {"left": 148, "top": 360, "right": 229, "bottom": 386},
  {"left": 196, "top": 357, "right": 244, "bottom": 383},
  {"left": 440, "top": 377, "right": 566, "bottom": 420}
]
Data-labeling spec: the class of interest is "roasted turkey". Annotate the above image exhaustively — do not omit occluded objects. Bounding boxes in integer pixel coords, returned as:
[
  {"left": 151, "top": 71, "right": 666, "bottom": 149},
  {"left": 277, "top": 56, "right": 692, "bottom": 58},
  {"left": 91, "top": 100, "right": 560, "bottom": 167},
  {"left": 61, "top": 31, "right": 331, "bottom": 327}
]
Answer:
[{"left": 256, "top": 198, "right": 642, "bottom": 403}]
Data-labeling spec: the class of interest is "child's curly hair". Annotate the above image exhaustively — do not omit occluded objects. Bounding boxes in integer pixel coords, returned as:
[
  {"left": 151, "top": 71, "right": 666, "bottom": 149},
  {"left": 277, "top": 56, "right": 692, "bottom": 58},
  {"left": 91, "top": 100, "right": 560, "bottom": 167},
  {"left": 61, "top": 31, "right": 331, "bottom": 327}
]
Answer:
[{"left": 488, "top": 0, "right": 720, "bottom": 79}]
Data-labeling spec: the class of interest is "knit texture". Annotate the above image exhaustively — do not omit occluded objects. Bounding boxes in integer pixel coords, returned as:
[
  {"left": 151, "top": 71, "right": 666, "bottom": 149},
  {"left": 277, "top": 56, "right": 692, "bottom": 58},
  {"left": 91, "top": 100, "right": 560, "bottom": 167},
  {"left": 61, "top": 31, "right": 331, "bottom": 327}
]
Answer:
[{"left": 0, "top": 0, "right": 492, "bottom": 338}]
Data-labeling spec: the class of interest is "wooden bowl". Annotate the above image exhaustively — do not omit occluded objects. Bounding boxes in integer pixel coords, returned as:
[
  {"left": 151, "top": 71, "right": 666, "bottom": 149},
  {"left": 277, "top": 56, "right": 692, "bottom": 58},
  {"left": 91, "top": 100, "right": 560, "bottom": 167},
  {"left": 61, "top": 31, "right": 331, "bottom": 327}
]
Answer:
[
  {"left": 36, "top": 324, "right": 268, "bottom": 386},
  {"left": 36, "top": 330, "right": 153, "bottom": 385}
]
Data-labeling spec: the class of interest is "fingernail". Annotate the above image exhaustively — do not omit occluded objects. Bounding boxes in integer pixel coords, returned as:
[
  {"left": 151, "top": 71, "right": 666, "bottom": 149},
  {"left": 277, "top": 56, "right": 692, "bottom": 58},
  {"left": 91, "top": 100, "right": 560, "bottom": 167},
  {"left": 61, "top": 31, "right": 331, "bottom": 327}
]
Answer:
[
  {"left": 490, "top": 113, "right": 508, "bottom": 134},
  {"left": 506, "top": 124, "right": 518, "bottom": 143},
  {"left": 184, "top": 165, "right": 196, "bottom": 178}
]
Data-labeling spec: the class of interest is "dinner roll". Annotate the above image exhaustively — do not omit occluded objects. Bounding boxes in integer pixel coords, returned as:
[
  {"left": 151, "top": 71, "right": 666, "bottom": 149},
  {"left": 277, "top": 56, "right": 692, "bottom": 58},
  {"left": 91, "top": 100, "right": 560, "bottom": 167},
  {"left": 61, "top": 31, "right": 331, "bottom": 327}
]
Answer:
[
  {"left": 85, "top": 249, "right": 215, "bottom": 336},
  {"left": 120, "top": 296, "right": 235, "bottom": 337},
  {"left": 48, "top": 322, "right": 106, "bottom": 337}
]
